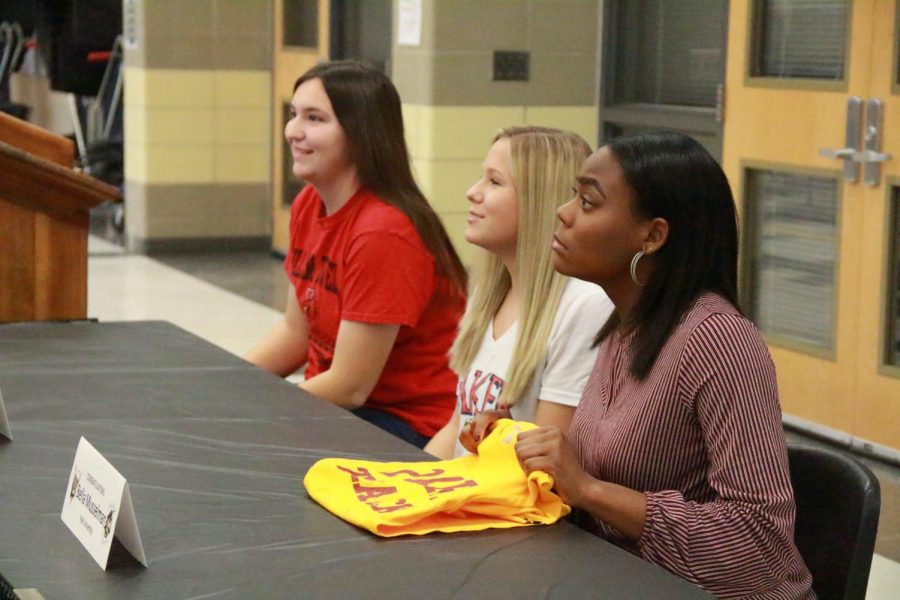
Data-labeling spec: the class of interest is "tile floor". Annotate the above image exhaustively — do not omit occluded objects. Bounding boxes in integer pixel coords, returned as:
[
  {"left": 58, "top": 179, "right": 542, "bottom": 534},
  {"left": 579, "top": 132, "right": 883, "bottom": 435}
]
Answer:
[{"left": 86, "top": 235, "right": 900, "bottom": 598}]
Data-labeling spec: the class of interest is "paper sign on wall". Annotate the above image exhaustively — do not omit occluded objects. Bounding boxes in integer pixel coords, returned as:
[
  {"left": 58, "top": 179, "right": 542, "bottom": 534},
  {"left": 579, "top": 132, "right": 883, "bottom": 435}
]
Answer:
[
  {"left": 123, "top": 0, "right": 141, "bottom": 49},
  {"left": 397, "top": 0, "right": 422, "bottom": 46},
  {"left": 61, "top": 437, "right": 147, "bottom": 570},
  {"left": 0, "top": 383, "right": 12, "bottom": 441}
]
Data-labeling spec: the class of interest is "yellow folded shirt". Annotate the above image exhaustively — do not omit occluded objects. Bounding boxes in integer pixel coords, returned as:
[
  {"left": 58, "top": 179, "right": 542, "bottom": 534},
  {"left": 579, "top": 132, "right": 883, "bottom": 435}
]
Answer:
[{"left": 303, "top": 419, "right": 570, "bottom": 537}]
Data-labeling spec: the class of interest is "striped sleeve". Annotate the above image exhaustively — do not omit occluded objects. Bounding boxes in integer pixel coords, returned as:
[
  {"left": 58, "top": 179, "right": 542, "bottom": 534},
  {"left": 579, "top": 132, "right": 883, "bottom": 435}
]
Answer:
[{"left": 636, "top": 313, "right": 807, "bottom": 599}]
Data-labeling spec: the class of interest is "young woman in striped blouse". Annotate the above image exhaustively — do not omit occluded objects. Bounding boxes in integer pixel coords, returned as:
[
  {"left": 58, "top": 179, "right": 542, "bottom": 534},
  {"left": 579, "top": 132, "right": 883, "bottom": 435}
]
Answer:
[{"left": 470, "top": 132, "right": 815, "bottom": 598}]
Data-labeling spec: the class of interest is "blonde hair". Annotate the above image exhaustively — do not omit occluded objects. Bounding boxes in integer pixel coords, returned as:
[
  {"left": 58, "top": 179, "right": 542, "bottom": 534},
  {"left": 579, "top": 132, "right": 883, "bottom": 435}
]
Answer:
[{"left": 450, "top": 126, "right": 592, "bottom": 406}]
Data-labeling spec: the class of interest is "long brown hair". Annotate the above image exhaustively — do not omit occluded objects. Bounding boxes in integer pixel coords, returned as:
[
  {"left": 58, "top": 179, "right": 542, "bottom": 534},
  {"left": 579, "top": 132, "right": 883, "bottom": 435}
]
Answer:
[{"left": 295, "top": 61, "right": 466, "bottom": 293}]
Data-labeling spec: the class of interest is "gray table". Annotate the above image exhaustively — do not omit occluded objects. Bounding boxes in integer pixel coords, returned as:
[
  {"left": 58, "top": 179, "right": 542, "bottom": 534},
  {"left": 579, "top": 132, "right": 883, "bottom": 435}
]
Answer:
[{"left": 0, "top": 320, "right": 710, "bottom": 599}]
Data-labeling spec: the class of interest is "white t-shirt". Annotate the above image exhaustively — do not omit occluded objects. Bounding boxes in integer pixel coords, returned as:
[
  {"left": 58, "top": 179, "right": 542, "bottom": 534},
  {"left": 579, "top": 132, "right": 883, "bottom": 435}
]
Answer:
[{"left": 453, "top": 278, "right": 614, "bottom": 456}]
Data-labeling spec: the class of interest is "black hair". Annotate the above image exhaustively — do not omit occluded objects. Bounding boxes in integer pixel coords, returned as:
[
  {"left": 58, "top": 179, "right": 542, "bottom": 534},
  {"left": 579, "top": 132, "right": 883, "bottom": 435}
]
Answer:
[
  {"left": 294, "top": 60, "right": 466, "bottom": 293},
  {"left": 595, "top": 131, "right": 741, "bottom": 379}
]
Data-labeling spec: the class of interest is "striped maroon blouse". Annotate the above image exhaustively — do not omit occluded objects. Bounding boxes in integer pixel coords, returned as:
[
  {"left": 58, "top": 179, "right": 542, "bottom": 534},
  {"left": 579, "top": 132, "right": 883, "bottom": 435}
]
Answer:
[{"left": 569, "top": 294, "right": 815, "bottom": 599}]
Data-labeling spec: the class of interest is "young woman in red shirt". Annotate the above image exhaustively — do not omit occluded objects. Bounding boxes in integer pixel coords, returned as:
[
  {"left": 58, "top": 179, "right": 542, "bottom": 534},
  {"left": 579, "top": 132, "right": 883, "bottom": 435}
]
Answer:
[{"left": 246, "top": 61, "right": 465, "bottom": 448}]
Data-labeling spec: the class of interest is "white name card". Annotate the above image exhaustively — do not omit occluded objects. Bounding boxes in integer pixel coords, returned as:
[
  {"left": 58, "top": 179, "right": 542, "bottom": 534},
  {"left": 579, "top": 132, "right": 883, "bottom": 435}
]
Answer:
[
  {"left": 0, "top": 384, "right": 11, "bottom": 441},
  {"left": 61, "top": 437, "right": 147, "bottom": 569}
]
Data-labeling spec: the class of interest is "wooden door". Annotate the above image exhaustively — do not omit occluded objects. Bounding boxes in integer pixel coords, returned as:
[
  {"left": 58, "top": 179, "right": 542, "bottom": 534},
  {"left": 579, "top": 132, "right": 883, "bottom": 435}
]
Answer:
[
  {"left": 271, "top": 0, "right": 330, "bottom": 254},
  {"left": 854, "top": 0, "right": 900, "bottom": 451},
  {"left": 723, "top": 0, "right": 898, "bottom": 453}
]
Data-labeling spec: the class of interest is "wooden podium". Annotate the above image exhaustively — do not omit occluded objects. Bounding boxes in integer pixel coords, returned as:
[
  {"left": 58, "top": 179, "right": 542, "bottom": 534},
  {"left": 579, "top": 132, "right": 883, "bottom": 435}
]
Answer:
[{"left": 0, "top": 112, "right": 120, "bottom": 322}]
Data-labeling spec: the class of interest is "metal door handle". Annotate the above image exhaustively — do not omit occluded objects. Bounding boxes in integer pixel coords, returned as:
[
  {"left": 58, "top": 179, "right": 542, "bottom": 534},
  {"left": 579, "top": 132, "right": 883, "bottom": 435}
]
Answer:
[
  {"left": 818, "top": 97, "right": 862, "bottom": 182},
  {"left": 862, "top": 99, "right": 889, "bottom": 186},
  {"left": 819, "top": 148, "right": 856, "bottom": 159},
  {"left": 851, "top": 149, "right": 893, "bottom": 163}
]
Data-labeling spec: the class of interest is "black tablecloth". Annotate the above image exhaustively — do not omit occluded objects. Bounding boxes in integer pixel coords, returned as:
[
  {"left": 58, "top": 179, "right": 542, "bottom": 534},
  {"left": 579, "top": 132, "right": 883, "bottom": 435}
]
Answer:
[{"left": 0, "top": 320, "right": 710, "bottom": 599}]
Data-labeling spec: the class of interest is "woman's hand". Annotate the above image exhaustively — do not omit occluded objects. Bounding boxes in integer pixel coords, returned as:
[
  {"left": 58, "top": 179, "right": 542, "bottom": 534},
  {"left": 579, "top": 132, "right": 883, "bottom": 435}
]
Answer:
[
  {"left": 514, "top": 426, "right": 591, "bottom": 507},
  {"left": 517, "top": 426, "right": 648, "bottom": 540},
  {"left": 458, "top": 410, "right": 508, "bottom": 454}
]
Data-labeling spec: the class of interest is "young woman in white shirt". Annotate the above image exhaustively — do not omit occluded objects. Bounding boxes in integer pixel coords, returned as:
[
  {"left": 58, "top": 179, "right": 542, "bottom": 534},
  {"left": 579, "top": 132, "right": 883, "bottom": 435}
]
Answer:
[{"left": 425, "top": 126, "right": 614, "bottom": 459}]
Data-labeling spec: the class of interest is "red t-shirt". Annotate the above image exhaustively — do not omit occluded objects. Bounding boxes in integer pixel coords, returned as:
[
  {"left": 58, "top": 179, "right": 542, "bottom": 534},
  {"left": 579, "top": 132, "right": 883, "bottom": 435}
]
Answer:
[{"left": 284, "top": 185, "right": 464, "bottom": 437}]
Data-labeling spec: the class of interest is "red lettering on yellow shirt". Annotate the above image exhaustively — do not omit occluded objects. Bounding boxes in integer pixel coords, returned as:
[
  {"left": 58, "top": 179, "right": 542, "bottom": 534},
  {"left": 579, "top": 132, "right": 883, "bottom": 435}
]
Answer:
[
  {"left": 406, "top": 476, "right": 478, "bottom": 495},
  {"left": 335, "top": 463, "right": 478, "bottom": 514},
  {"left": 336, "top": 465, "right": 377, "bottom": 481},
  {"left": 369, "top": 498, "right": 414, "bottom": 513},
  {"left": 352, "top": 482, "right": 398, "bottom": 502},
  {"left": 380, "top": 468, "right": 445, "bottom": 478}
]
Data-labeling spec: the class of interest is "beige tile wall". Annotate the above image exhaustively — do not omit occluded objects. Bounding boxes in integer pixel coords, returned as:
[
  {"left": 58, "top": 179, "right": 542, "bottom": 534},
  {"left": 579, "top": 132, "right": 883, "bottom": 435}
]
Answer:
[
  {"left": 126, "top": 0, "right": 273, "bottom": 71},
  {"left": 392, "top": 0, "right": 598, "bottom": 106},
  {"left": 123, "top": 0, "right": 274, "bottom": 249},
  {"left": 126, "top": 183, "right": 270, "bottom": 240},
  {"left": 124, "top": 69, "right": 271, "bottom": 184},
  {"left": 124, "top": 68, "right": 272, "bottom": 244}
]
